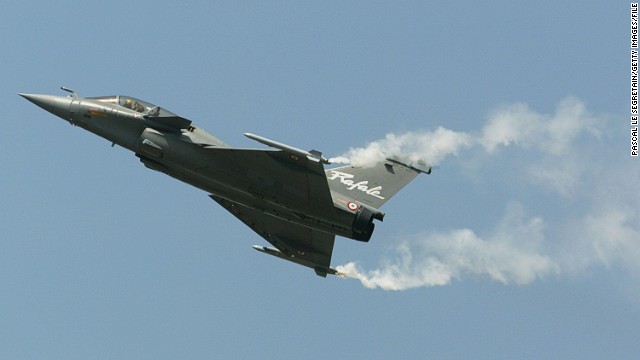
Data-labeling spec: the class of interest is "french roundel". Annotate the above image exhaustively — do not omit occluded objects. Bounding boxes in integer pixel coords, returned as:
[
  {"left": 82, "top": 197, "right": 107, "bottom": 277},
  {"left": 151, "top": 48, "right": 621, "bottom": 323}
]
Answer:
[{"left": 347, "top": 202, "right": 359, "bottom": 211}]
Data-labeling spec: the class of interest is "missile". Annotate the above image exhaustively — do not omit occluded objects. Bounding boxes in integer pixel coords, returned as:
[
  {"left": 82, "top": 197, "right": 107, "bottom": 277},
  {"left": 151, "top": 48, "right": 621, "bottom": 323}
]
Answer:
[
  {"left": 244, "top": 133, "right": 330, "bottom": 164},
  {"left": 252, "top": 245, "right": 284, "bottom": 257},
  {"left": 252, "top": 245, "right": 339, "bottom": 277}
]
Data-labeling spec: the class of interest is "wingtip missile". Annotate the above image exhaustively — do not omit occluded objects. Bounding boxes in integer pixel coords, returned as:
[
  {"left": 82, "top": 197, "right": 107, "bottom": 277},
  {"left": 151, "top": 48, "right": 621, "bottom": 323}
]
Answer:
[
  {"left": 252, "top": 245, "right": 339, "bottom": 277},
  {"left": 244, "top": 133, "right": 330, "bottom": 164},
  {"left": 385, "top": 157, "right": 432, "bottom": 174}
]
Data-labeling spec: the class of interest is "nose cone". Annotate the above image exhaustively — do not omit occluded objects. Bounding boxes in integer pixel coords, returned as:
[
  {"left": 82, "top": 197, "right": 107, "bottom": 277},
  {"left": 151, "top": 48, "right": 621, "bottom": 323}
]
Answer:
[{"left": 19, "top": 93, "right": 73, "bottom": 121}]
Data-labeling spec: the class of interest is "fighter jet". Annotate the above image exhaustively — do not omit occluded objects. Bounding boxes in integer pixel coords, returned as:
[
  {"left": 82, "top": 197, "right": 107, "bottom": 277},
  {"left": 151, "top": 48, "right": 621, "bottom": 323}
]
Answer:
[{"left": 20, "top": 87, "right": 430, "bottom": 277}]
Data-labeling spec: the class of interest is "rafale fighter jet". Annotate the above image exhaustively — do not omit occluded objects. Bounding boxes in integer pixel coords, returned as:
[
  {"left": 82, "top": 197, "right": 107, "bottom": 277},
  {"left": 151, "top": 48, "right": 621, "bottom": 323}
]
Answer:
[{"left": 20, "top": 88, "right": 430, "bottom": 277}]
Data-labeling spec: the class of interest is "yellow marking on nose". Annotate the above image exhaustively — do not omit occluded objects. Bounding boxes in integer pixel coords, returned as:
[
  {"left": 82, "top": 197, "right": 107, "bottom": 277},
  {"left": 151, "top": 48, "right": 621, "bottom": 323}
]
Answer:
[{"left": 90, "top": 111, "right": 107, "bottom": 117}]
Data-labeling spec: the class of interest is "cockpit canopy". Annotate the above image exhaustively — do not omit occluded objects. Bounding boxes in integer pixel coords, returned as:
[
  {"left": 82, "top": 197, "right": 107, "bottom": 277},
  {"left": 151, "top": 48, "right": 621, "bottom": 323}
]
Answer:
[{"left": 88, "top": 95, "right": 178, "bottom": 117}]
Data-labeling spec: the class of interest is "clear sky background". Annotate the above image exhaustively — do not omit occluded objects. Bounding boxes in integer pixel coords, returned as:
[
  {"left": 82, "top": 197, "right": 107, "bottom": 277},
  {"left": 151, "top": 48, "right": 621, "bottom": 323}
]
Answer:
[{"left": 1, "top": 1, "right": 637, "bottom": 359}]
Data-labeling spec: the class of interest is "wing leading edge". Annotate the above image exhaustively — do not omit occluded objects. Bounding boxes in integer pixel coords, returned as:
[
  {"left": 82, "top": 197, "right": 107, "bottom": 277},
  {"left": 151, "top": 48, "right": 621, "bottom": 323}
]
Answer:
[{"left": 211, "top": 195, "right": 339, "bottom": 277}]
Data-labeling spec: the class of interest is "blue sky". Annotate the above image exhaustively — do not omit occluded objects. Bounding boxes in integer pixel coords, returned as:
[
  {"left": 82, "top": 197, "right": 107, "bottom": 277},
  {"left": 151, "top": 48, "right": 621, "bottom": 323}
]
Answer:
[{"left": 1, "top": 1, "right": 637, "bottom": 359}]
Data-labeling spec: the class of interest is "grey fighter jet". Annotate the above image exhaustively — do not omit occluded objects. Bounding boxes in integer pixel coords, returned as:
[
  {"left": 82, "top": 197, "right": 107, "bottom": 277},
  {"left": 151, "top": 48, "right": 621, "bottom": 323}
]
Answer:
[{"left": 20, "top": 88, "right": 430, "bottom": 277}]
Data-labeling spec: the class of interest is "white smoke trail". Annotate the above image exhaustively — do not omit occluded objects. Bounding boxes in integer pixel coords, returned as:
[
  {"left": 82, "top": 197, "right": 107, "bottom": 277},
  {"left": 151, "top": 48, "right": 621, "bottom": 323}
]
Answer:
[
  {"left": 329, "top": 127, "right": 472, "bottom": 167},
  {"left": 334, "top": 97, "right": 638, "bottom": 290},
  {"left": 479, "top": 96, "right": 600, "bottom": 155},
  {"left": 331, "top": 97, "right": 599, "bottom": 166},
  {"left": 337, "top": 203, "right": 559, "bottom": 290}
]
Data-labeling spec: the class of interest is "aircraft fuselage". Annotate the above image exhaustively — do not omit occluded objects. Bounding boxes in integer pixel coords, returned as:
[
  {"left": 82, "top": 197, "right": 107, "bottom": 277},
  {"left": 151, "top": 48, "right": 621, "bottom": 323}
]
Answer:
[{"left": 20, "top": 91, "right": 374, "bottom": 241}]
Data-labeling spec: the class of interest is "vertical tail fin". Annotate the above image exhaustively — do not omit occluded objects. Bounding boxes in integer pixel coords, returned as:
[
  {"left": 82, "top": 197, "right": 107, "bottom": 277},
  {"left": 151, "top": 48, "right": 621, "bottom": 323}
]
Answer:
[{"left": 325, "top": 158, "right": 431, "bottom": 209}]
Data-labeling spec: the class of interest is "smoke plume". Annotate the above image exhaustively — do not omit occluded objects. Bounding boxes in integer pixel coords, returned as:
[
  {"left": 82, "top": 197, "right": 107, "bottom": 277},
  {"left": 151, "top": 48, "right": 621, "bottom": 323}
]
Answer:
[
  {"left": 330, "top": 127, "right": 472, "bottom": 167},
  {"left": 337, "top": 203, "right": 559, "bottom": 290},
  {"left": 334, "top": 97, "right": 638, "bottom": 290}
]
